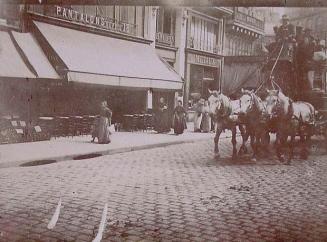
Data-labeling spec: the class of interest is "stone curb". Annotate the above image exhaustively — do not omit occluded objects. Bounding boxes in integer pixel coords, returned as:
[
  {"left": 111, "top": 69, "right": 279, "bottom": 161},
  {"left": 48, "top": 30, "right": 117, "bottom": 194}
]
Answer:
[{"left": 0, "top": 136, "right": 229, "bottom": 169}]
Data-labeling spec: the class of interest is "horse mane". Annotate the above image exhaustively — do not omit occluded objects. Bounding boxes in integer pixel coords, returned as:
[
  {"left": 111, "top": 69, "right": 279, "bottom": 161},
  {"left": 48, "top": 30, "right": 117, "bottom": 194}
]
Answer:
[{"left": 216, "top": 93, "right": 233, "bottom": 116}]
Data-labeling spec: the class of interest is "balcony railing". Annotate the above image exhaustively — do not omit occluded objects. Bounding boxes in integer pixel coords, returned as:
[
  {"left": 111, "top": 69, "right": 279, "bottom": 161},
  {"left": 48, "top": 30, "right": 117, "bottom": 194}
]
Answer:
[
  {"left": 234, "top": 11, "right": 264, "bottom": 31},
  {"left": 155, "top": 32, "right": 175, "bottom": 47},
  {"left": 187, "top": 37, "right": 222, "bottom": 55}
]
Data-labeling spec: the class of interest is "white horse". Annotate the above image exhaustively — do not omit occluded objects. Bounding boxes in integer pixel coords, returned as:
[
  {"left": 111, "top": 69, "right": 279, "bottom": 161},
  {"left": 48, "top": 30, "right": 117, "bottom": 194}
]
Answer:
[
  {"left": 239, "top": 89, "right": 271, "bottom": 161},
  {"left": 208, "top": 90, "right": 248, "bottom": 159},
  {"left": 265, "top": 89, "right": 316, "bottom": 162}
]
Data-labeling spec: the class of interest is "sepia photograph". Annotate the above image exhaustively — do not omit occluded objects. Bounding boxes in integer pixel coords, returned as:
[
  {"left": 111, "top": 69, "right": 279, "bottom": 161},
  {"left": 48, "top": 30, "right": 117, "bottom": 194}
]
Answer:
[{"left": 0, "top": 0, "right": 326, "bottom": 241}]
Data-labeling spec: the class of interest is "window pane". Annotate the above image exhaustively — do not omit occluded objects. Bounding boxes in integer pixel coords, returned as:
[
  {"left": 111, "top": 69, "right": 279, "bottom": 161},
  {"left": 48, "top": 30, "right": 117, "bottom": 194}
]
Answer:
[
  {"left": 163, "top": 8, "right": 171, "bottom": 34},
  {"left": 128, "top": 6, "right": 135, "bottom": 24},
  {"left": 135, "top": 6, "right": 144, "bottom": 36},
  {"left": 84, "top": 6, "right": 96, "bottom": 16},
  {"left": 119, "top": 6, "right": 128, "bottom": 22},
  {"left": 106, "top": 6, "right": 114, "bottom": 19}
]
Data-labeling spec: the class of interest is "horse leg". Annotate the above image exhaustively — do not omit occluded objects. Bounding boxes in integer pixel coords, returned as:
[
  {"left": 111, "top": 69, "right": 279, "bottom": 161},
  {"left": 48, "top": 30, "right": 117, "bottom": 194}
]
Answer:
[
  {"left": 214, "top": 125, "right": 222, "bottom": 158},
  {"left": 276, "top": 131, "right": 285, "bottom": 162},
  {"left": 300, "top": 132, "right": 310, "bottom": 160},
  {"left": 231, "top": 126, "right": 237, "bottom": 160},
  {"left": 261, "top": 128, "right": 270, "bottom": 156},
  {"left": 253, "top": 129, "right": 264, "bottom": 162},
  {"left": 238, "top": 124, "right": 248, "bottom": 156},
  {"left": 288, "top": 135, "right": 295, "bottom": 164}
]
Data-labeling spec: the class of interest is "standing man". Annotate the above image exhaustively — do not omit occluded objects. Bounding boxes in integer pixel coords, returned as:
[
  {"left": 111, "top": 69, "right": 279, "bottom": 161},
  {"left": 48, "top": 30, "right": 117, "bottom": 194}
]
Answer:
[{"left": 277, "top": 14, "right": 295, "bottom": 43}]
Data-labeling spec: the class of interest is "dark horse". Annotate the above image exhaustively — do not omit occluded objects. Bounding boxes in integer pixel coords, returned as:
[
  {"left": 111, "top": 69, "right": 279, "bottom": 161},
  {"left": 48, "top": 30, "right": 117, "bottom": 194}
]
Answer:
[
  {"left": 238, "top": 89, "right": 271, "bottom": 161},
  {"left": 265, "top": 89, "right": 316, "bottom": 163},
  {"left": 208, "top": 90, "right": 248, "bottom": 159}
]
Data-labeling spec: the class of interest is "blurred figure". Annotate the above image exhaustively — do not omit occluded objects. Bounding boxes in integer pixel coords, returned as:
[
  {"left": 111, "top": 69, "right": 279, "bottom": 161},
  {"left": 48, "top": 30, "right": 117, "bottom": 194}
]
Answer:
[
  {"left": 173, "top": 100, "right": 187, "bottom": 135},
  {"left": 155, "top": 97, "right": 170, "bottom": 133},
  {"left": 201, "top": 100, "right": 211, "bottom": 133},
  {"left": 97, "top": 100, "right": 112, "bottom": 144},
  {"left": 193, "top": 99, "right": 204, "bottom": 132}
]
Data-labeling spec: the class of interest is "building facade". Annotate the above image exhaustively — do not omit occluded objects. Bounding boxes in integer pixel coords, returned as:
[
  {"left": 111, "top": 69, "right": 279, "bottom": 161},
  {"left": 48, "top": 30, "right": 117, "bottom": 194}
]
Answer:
[
  {"left": 0, "top": 4, "right": 267, "bottom": 122},
  {"left": 222, "top": 7, "right": 265, "bottom": 96}
]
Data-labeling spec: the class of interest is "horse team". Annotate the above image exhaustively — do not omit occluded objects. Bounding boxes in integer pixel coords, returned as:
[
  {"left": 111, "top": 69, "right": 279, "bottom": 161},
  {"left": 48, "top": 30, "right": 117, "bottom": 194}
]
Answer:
[{"left": 207, "top": 88, "right": 317, "bottom": 163}]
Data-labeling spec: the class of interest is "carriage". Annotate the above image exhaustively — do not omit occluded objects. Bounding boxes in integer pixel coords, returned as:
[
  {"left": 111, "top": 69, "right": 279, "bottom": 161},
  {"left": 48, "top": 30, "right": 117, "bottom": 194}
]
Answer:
[
  {"left": 208, "top": 31, "right": 327, "bottom": 162},
  {"left": 261, "top": 32, "right": 327, "bottom": 138}
]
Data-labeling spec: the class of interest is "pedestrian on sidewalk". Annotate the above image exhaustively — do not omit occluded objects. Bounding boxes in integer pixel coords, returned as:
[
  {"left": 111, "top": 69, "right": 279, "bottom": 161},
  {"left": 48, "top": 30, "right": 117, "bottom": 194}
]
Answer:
[
  {"left": 97, "top": 100, "right": 112, "bottom": 144},
  {"left": 91, "top": 115, "right": 99, "bottom": 142},
  {"left": 154, "top": 97, "right": 171, "bottom": 133},
  {"left": 193, "top": 98, "right": 204, "bottom": 132},
  {"left": 201, "top": 100, "right": 211, "bottom": 133},
  {"left": 173, "top": 100, "right": 187, "bottom": 135}
]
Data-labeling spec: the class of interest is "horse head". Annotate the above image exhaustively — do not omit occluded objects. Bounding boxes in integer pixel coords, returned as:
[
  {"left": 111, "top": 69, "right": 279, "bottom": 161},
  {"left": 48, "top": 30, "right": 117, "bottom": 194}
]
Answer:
[
  {"left": 208, "top": 89, "right": 222, "bottom": 116},
  {"left": 265, "top": 89, "right": 290, "bottom": 118},
  {"left": 239, "top": 88, "right": 255, "bottom": 115}
]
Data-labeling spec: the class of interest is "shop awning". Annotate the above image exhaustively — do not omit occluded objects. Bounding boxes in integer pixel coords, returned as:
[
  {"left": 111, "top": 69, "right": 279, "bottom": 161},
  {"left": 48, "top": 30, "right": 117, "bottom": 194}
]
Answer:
[
  {"left": 0, "top": 31, "right": 36, "bottom": 79},
  {"left": 33, "top": 21, "right": 183, "bottom": 90},
  {"left": 11, "top": 31, "right": 59, "bottom": 79}
]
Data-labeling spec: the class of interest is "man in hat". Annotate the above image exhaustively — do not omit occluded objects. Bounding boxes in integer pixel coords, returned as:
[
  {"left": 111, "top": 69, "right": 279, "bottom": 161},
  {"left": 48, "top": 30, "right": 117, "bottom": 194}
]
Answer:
[{"left": 277, "top": 14, "right": 295, "bottom": 43}]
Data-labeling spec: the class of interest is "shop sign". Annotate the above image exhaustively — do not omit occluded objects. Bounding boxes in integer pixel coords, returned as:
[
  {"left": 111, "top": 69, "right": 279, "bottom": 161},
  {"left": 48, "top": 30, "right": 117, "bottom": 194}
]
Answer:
[
  {"left": 55, "top": 6, "right": 135, "bottom": 35},
  {"left": 187, "top": 53, "right": 219, "bottom": 67}
]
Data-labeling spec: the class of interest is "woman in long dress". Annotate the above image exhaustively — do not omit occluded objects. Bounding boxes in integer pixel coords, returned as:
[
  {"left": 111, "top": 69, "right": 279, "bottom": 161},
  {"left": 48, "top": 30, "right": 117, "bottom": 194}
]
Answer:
[
  {"left": 98, "top": 101, "right": 112, "bottom": 144},
  {"left": 155, "top": 97, "right": 171, "bottom": 133},
  {"left": 201, "top": 100, "right": 211, "bottom": 133},
  {"left": 173, "top": 100, "right": 187, "bottom": 135}
]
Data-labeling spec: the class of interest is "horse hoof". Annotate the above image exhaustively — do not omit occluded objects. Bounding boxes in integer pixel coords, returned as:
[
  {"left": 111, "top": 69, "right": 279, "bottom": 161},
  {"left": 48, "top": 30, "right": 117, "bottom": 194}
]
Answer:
[
  {"left": 251, "top": 157, "right": 257, "bottom": 162},
  {"left": 214, "top": 153, "right": 220, "bottom": 159}
]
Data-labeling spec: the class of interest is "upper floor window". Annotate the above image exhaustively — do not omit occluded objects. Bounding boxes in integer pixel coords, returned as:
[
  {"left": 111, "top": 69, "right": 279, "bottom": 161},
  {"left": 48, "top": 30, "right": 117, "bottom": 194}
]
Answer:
[
  {"left": 156, "top": 7, "right": 175, "bottom": 34},
  {"left": 155, "top": 8, "right": 175, "bottom": 47},
  {"left": 188, "top": 14, "right": 222, "bottom": 54}
]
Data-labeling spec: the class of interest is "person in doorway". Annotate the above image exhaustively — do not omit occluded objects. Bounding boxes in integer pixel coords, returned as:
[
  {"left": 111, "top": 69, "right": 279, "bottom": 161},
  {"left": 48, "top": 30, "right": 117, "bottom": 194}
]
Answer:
[
  {"left": 201, "top": 100, "right": 211, "bottom": 133},
  {"left": 193, "top": 98, "right": 204, "bottom": 132},
  {"left": 154, "top": 97, "right": 171, "bottom": 133},
  {"left": 97, "top": 100, "right": 112, "bottom": 144},
  {"left": 173, "top": 100, "right": 187, "bottom": 135}
]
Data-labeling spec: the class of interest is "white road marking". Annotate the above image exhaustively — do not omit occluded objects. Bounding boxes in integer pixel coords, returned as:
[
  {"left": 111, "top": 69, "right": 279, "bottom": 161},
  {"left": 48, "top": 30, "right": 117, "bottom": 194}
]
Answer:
[
  {"left": 47, "top": 198, "right": 62, "bottom": 230},
  {"left": 92, "top": 203, "right": 108, "bottom": 242}
]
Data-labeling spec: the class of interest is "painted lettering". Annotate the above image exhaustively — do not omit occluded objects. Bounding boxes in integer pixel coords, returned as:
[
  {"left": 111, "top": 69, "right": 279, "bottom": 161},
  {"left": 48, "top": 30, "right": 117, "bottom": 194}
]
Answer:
[
  {"left": 56, "top": 6, "right": 62, "bottom": 16},
  {"left": 67, "top": 9, "right": 73, "bottom": 19},
  {"left": 95, "top": 16, "right": 100, "bottom": 25}
]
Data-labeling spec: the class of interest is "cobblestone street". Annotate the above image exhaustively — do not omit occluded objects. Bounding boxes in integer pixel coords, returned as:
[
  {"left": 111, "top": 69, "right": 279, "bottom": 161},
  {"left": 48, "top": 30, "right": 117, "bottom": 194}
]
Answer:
[{"left": 0, "top": 137, "right": 326, "bottom": 242}]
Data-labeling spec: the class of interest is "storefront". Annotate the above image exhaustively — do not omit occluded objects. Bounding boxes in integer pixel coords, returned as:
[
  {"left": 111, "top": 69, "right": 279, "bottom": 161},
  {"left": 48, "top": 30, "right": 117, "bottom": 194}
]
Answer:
[
  {"left": 24, "top": 5, "right": 183, "bottom": 127},
  {"left": 184, "top": 51, "right": 222, "bottom": 107}
]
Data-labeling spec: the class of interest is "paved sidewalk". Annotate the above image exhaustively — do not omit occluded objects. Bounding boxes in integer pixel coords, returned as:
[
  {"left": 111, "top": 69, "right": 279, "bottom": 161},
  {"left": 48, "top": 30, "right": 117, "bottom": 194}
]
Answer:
[{"left": 0, "top": 123, "right": 233, "bottom": 168}]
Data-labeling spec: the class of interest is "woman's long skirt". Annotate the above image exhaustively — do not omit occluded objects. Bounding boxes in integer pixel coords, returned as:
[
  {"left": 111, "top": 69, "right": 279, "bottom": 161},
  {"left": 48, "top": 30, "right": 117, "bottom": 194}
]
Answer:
[
  {"left": 173, "top": 114, "right": 186, "bottom": 135},
  {"left": 155, "top": 111, "right": 171, "bottom": 133},
  {"left": 98, "top": 116, "right": 111, "bottom": 144}
]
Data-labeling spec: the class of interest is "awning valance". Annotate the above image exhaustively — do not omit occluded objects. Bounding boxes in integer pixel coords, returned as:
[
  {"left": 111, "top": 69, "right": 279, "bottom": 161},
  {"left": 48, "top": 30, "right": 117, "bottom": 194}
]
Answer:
[
  {"left": 33, "top": 21, "right": 183, "bottom": 90},
  {"left": 0, "top": 31, "right": 35, "bottom": 79}
]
